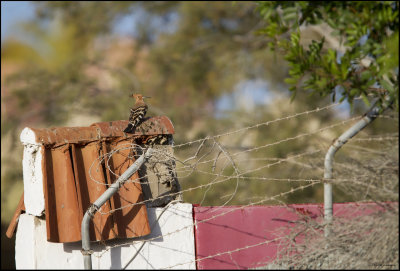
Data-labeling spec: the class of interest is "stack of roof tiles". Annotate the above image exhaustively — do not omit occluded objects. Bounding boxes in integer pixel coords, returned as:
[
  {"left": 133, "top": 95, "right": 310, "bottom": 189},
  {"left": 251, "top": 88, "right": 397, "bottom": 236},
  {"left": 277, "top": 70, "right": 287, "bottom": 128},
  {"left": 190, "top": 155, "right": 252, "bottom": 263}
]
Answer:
[{"left": 7, "top": 116, "right": 175, "bottom": 243}]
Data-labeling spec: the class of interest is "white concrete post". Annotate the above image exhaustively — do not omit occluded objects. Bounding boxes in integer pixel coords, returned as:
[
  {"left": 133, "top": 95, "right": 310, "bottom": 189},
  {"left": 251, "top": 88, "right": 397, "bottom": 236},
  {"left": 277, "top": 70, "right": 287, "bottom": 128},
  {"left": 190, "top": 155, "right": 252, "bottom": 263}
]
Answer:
[{"left": 20, "top": 128, "right": 45, "bottom": 216}]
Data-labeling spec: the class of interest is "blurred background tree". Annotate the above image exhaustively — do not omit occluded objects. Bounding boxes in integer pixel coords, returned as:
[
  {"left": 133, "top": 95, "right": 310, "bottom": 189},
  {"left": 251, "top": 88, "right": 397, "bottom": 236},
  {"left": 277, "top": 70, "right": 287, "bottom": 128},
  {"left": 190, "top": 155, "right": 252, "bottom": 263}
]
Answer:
[{"left": 1, "top": 2, "right": 398, "bottom": 268}]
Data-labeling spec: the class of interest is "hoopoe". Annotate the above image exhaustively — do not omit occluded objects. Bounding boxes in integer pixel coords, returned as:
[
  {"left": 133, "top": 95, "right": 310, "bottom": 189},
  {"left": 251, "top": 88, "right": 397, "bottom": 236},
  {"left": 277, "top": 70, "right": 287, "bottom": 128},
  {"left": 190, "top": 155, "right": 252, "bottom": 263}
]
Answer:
[
  {"left": 124, "top": 94, "right": 150, "bottom": 133},
  {"left": 124, "top": 93, "right": 169, "bottom": 146}
]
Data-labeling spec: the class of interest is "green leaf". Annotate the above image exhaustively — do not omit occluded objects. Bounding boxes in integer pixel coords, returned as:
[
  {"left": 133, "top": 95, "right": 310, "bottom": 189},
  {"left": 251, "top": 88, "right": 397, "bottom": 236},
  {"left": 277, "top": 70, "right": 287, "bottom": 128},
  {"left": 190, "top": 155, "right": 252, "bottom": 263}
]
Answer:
[
  {"left": 360, "top": 70, "right": 372, "bottom": 81},
  {"left": 331, "top": 62, "right": 339, "bottom": 75},
  {"left": 290, "top": 90, "right": 297, "bottom": 102},
  {"left": 283, "top": 12, "right": 298, "bottom": 22},
  {"left": 380, "top": 78, "right": 394, "bottom": 92},
  {"left": 284, "top": 77, "right": 298, "bottom": 85},
  {"left": 340, "top": 64, "right": 349, "bottom": 80},
  {"left": 360, "top": 93, "right": 371, "bottom": 107},
  {"left": 350, "top": 88, "right": 359, "bottom": 97},
  {"left": 290, "top": 32, "right": 300, "bottom": 46}
]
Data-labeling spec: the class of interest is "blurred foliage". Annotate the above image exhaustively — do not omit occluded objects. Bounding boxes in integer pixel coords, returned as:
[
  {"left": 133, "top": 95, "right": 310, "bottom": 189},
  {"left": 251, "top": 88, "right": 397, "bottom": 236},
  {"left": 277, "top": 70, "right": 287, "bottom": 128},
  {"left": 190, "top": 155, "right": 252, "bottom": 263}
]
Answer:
[
  {"left": 1, "top": 1, "right": 286, "bottom": 223},
  {"left": 256, "top": 1, "right": 399, "bottom": 110},
  {"left": 1, "top": 1, "right": 398, "bottom": 229},
  {"left": 34, "top": 1, "right": 135, "bottom": 46},
  {"left": 2, "top": 1, "right": 291, "bottom": 141}
]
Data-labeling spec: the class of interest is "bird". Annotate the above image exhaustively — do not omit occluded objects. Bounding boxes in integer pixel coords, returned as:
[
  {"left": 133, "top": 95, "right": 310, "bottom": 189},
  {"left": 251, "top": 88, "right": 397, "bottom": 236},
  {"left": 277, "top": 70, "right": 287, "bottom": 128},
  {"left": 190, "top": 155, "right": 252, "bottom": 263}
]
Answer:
[
  {"left": 123, "top": 94, "right": 150, "bottom": 133},
  {"left": 123, "top": 93, "right": 169, "bottom": 146}
]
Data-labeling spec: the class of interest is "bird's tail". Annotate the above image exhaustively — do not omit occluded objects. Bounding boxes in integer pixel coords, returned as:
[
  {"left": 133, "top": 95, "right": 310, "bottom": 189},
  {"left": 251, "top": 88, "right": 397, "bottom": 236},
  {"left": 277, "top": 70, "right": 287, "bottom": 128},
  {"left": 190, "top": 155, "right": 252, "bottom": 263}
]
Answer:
[{"left": 124, "top": 123, "right": 135, "bottom": 133}]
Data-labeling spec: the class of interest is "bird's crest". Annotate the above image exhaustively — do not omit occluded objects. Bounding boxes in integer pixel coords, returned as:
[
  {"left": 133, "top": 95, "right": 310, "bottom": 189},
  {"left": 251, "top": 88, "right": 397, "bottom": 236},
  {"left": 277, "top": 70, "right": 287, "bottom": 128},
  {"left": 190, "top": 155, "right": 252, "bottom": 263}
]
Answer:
[{"left": 130, "top": 93, "right": 151, "bottom": 102}]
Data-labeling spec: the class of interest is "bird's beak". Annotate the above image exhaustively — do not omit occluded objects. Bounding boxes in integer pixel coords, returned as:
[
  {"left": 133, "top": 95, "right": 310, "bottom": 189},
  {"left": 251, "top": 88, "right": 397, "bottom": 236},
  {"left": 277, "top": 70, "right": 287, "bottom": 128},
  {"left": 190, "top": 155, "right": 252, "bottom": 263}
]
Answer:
[{"left": 143, "top": 96, "right": 151, "bottom": 99}]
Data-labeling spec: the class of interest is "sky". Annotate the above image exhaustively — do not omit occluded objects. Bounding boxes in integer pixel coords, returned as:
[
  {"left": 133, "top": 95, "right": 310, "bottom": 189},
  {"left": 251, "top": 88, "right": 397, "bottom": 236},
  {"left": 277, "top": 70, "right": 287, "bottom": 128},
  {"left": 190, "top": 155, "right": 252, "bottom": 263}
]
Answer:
[
  {"left": 1, "top": 1, "right": 35, "bottom": 43},
  {"left": 1, "top": 1, "right": 177, "bottom": 43},
  {"left": 1, "top": 1, "right": 138, "bottom": 43}
]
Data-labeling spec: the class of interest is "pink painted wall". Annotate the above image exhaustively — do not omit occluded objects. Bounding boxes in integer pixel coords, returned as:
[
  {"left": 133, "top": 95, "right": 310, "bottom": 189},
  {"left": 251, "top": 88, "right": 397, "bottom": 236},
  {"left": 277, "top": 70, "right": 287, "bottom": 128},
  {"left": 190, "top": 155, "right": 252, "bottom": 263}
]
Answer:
[{"left": 193, "top": 202, "right": 394, "bottom": 269}]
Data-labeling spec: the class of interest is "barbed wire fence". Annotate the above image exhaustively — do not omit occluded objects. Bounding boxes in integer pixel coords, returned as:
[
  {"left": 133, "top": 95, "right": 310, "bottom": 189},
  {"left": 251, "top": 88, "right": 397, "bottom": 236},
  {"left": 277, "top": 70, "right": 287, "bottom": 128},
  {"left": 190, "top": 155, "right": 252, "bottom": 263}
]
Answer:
[{"left": 87, "top": 100, "right": 398, "bottom": 269}]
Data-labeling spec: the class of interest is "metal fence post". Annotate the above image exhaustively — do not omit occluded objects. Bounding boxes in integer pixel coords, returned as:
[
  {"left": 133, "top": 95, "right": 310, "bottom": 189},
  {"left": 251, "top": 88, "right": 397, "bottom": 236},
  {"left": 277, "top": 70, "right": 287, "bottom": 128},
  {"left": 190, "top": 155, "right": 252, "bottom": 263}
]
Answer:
[{"left": 323, "top": 97, "right": 392, "bottom": 236}]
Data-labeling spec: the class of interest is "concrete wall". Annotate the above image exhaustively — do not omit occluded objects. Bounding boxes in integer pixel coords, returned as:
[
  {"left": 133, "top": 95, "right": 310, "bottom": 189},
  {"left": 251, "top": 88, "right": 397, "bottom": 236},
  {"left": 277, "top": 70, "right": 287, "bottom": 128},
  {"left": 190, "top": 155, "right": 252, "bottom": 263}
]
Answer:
[
  {"left": 15, "top": 203, "right": 196, "bottom": 269},
  {"left": 15, "top": 199, "right": 396, "bottom": 269}
]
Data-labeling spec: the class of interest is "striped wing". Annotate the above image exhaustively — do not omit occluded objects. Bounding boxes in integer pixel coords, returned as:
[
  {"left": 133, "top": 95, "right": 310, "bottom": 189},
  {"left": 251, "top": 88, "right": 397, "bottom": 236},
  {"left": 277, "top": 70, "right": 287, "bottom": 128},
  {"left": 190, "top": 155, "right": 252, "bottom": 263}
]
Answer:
[
  {"left": 128, "top": 105, "right": 148, "bottom": 127},
  {"left": 142, "top": 134, "right": 169, "bottom": 145}
]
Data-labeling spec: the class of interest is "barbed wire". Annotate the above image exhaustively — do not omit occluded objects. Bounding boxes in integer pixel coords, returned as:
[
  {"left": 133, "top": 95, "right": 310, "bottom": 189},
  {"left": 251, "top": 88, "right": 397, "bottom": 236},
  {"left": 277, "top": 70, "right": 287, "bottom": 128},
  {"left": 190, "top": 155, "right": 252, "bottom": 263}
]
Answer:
[
  {"left": 174, "top": 115, "right": 362, "bottom": 171},
  {"left": 82, "top": 100, "right": 398, "bottom": 268},
  {"left": 163, "top": 236, "right": 287, "bottom": 269},
  {"left": 87, "top": 114, "right": 363, "bottom": 187},
  {"left": 86, "top": 111, "right": 398, "bottom": 215},
  {"left": 96, "top": 149, "right": 321, "bottom": 215},
  {"left": 87, "top": 109, "right": 397, "bottom": 188},
  {"left": 93, "top": 181, "right": 322, "bottom": 258},
  {"left": 349, "top": 136, "right": 399, "bottom": 142},
  {"left": 172, "top": 101, "right": 342, "bottom": 148}
]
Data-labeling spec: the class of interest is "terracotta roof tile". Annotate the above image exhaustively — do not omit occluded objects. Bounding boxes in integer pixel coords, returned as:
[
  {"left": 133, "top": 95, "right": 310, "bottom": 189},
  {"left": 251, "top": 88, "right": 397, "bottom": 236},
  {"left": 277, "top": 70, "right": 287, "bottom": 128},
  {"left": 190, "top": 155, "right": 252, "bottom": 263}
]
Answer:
[
  {"left": 5, "top": 193, "right": 25, "bottom": 239},
  {"left": 24, "top": 116, "right": 174, "bottom": 146},
  {"left": 8, "top": 116, "right": 174, "bottom": 243}
]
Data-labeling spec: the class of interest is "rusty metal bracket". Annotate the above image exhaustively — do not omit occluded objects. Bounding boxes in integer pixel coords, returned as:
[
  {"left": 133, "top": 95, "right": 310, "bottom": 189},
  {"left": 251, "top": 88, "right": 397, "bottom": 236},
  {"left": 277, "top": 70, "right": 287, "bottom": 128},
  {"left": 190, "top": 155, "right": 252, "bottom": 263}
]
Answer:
[
  {"left": 80, "top": 249, "right": 94, "bottom": 256},
  {"left": 86, "top": 204, "right": 99, "bottom": 219}
]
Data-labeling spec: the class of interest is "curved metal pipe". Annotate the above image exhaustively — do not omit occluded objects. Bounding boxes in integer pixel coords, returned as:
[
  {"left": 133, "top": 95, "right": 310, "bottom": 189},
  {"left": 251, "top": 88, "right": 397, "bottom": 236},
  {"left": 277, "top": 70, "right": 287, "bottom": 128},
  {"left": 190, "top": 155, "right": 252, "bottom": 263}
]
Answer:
[
  {"left": 324, "top": 97, "right": 392, "bottom": 236},
  {"left": 81, "top": 148, "right": 153, "bottom": 269}
]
